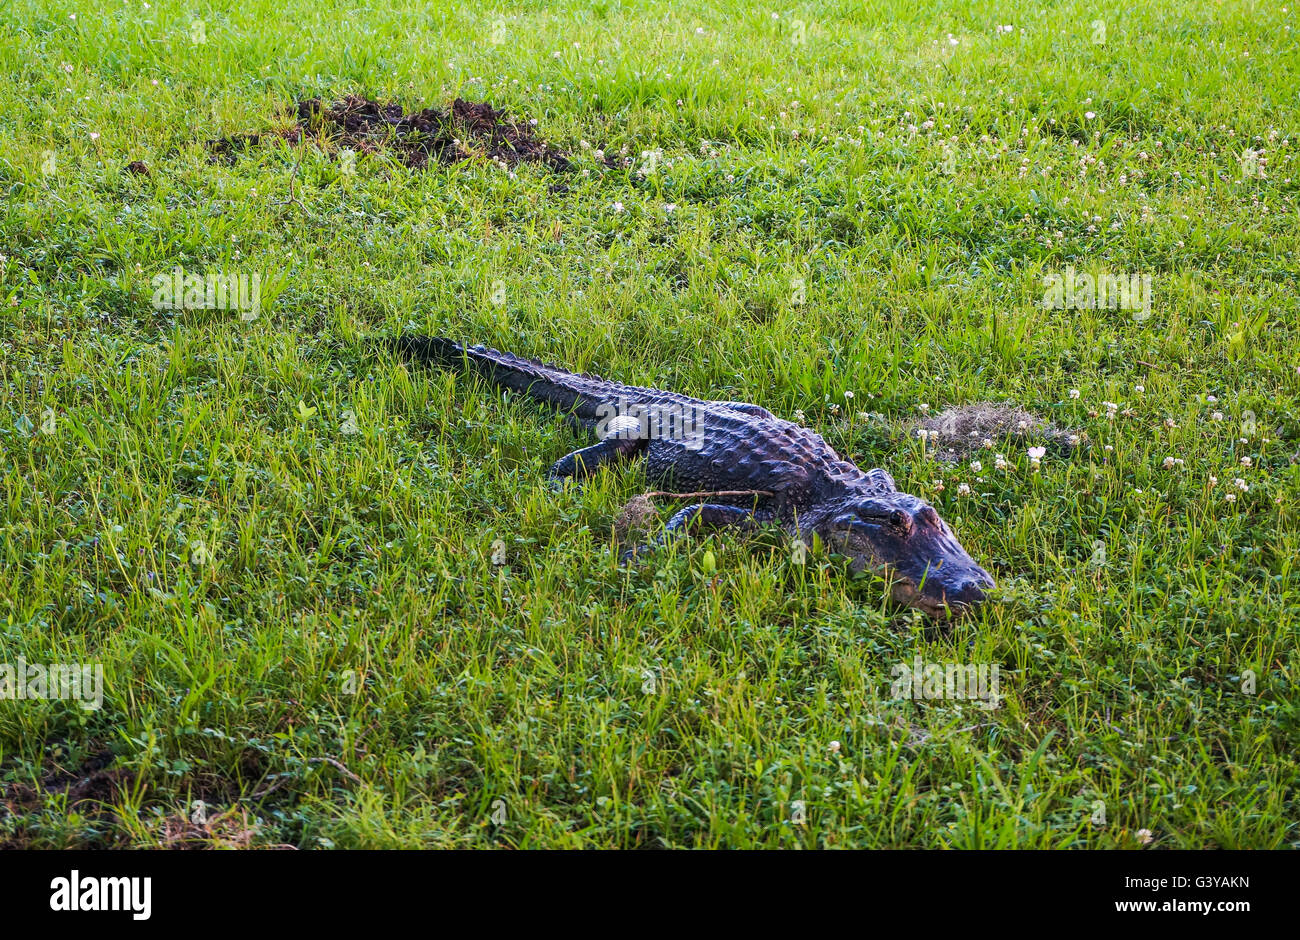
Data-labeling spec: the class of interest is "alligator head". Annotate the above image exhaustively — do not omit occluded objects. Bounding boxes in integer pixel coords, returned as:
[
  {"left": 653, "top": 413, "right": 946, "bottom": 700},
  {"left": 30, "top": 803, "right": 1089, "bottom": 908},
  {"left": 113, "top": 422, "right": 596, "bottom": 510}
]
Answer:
[{"left": 818, "top": 470, "right": 994, "bottom": 618}]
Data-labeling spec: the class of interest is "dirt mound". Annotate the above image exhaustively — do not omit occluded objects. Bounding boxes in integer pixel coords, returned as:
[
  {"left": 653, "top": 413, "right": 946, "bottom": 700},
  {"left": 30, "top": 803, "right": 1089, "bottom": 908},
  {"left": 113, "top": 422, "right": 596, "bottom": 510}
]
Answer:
[
  {"left": 614, "top": 494, "right": 659, "bottom": 544},
  {"left": 209, "top": 96, "right": 570, "bottom": 171},
  {"left": 911, "top": 403, "right": 1083, "bottom": 461}
]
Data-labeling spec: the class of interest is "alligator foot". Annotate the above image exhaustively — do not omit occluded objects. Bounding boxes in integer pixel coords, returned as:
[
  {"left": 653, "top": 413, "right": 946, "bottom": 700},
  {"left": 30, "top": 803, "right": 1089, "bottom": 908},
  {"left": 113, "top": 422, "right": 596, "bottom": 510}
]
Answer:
[
  {"left": 548, "top": 436, "right": 646, "bottom": 483},
  {"left": 620, "top": 503, "right": 760, "bottom": 565}
]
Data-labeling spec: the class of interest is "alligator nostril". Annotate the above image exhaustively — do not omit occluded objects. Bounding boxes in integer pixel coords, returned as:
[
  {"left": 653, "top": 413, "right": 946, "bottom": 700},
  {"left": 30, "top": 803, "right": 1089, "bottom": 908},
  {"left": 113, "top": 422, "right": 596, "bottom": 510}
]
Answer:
[{"left": 954, "top": 578, "right": 989, "bottom": 606}]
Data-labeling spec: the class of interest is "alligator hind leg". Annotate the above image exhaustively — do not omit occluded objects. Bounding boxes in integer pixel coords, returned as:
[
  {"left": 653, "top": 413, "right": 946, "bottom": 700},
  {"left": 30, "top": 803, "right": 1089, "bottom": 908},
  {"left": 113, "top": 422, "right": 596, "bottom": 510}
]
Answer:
[
  {"left": 621, "top": 503, "right": 759, "bottom": 563},
  {"left": 549, "top": 436, "right": 646, "bottom": 483}
]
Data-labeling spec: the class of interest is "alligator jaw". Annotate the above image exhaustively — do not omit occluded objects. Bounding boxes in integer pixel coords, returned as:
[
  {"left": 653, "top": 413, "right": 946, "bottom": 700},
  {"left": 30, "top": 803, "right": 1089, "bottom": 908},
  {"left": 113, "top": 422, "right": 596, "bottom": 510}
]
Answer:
[{"left": 888, "top": 574, "right": 990, "bottom": 620}]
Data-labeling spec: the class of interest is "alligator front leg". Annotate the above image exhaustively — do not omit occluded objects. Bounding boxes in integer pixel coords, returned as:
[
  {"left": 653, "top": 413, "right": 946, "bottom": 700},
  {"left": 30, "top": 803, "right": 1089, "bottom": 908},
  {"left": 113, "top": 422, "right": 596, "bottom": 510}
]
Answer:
[
  {"left": 664, "top": 503, "right": 759, "bottom": 535},
  {"left": 549, "top": 436, "right": 646, "bottom": 482},
  {"left": 621, "top": 503, "right": 759, "bottom": 563}
]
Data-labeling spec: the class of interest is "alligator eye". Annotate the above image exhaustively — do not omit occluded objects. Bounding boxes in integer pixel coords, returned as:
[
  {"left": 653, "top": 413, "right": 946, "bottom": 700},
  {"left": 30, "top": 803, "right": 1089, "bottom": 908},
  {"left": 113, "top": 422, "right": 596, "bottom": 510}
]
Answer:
[{"left": 890, "top": 510, "right": 909, "bottom": 529}]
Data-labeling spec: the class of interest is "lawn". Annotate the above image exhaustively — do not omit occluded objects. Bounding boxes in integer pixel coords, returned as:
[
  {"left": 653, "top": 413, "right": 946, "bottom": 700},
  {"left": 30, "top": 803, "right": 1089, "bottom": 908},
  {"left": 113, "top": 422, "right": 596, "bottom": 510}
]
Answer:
[{"left": 0, "top": 0, "right": 1297, "bottom": 848}]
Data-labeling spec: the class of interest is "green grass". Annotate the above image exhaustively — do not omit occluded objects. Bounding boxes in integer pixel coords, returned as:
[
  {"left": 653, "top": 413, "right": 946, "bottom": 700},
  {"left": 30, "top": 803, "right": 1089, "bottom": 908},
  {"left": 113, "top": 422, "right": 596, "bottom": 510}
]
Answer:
[{"left": 1, "top": 0, "right": 1297, "bottom": 848}]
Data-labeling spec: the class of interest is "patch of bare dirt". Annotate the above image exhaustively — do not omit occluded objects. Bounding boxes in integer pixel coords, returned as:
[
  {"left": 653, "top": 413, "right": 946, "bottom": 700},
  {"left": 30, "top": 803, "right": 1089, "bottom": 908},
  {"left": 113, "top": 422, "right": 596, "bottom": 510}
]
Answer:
[
  {"left": 1, "top": 747, "right": 129, "bottom": 811},
  {"left": 0, "top": 747, "right": 134, "bottom": 847},
  {"left": 910, "top": 403, "right": 1084, "bottom": 462},
  {"left": 209, "top": 96, "right": 571, "bottom": 171},
  {"left": 157, "top": 804, "right": 273, "bottom": 849}
]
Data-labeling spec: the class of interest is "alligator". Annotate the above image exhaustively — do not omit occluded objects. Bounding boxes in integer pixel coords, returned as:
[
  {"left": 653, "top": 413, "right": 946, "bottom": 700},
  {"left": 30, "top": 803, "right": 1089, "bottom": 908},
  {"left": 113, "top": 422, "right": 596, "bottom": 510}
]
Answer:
[{"left": 394, "top": 335, "right": 995, "bottom": 617}]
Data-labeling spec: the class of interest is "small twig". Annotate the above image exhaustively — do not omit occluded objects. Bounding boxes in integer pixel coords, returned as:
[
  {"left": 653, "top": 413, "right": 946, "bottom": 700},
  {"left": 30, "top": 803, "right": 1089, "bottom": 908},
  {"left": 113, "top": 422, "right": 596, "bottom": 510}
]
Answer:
[
  {"left": 270, "top": 144, "right": 313, "bottom": 216},
  {"left": 307, "top": 756, "right": 362, "bottom": 784},
  {"left": 246, "top": 774, "right": 293, "bottom": 801}
]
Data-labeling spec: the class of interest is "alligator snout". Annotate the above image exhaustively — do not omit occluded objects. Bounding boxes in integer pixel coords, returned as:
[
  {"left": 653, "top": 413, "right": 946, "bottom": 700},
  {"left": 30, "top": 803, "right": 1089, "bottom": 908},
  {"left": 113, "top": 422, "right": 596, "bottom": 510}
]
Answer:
[
  {"left": 908, "top": 536, "right": 996, "bottom": 617},
  {"left": 941, "top": 567, "right": 996, "bottom": 610},
  {"left": 830, "top": 491, "right": 995, "bottom": 618},
  {"left": 889, "top": 564, "right": 994, "bottom": 619}
]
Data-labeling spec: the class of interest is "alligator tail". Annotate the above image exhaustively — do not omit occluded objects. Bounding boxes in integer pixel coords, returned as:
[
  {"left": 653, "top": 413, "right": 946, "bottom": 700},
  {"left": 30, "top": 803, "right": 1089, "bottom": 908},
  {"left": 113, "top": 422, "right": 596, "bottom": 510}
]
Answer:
[{"left": 390, "top": 334, "right": 613, "bottom": 421}]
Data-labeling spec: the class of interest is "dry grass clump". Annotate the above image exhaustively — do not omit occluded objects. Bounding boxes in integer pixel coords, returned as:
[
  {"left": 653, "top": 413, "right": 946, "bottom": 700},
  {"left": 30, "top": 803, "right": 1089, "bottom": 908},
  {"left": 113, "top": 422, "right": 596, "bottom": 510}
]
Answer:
[{"left": 910, "top": 402, "right": 1084, "bottom": 461}]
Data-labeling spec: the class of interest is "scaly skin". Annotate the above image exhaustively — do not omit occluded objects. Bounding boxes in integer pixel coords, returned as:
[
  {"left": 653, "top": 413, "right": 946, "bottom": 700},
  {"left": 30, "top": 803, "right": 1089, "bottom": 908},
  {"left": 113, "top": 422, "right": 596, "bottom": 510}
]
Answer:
[{"left": 394, "top": 335, "right": 995, "bottom": 617}]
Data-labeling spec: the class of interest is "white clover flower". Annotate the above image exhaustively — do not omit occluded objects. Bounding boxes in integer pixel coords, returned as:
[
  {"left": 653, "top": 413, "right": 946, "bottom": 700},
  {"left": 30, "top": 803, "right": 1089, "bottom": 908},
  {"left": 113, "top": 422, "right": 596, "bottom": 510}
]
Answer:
[
  {"left": 1235, "top": 478, "right": 1249, "bottom": 492},
  {"left": 1211, "top": 411, "right": 1224, "bottom": 421},
  {"left": 970, "top": 460, "right": 983, "bottom": 472},
  {"left": 957, "top": 483, "right": 972, "bottom": 495},
  {"left": 1240, "top": 456, "right": 1252, "bottom": 467},
  {"left": 1069, "top": 388, "right": 1080, "bottom": 399}
]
